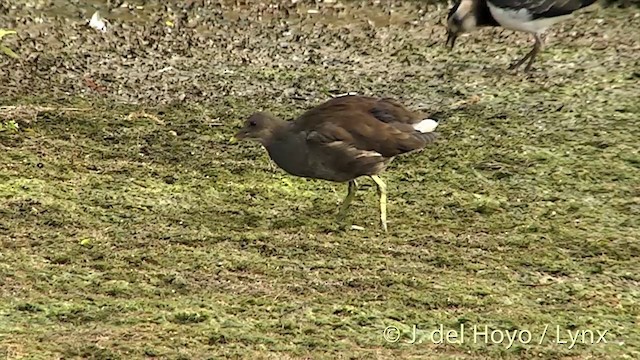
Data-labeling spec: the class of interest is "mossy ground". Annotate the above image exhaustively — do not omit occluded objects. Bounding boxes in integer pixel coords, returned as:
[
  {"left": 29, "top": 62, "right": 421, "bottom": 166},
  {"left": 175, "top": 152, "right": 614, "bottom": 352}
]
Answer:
[{"left": 1, "top": 1, "right": 639, "bottom": 359}]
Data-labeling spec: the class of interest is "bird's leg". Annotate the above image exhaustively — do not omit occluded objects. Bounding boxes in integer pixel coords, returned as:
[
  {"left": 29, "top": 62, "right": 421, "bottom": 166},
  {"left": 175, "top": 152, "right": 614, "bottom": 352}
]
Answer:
[
  {"left": 509, "top": 33, "right": 543, "bottom": 71},
  {"left": 370, "top": 175, "right": 388, "bottom": 232},
  {"left": 337, "top": 180, "right": 358, "bottom": 221},
  {"left": 524, "top": 33, "right": 543, "bottom": 72}
]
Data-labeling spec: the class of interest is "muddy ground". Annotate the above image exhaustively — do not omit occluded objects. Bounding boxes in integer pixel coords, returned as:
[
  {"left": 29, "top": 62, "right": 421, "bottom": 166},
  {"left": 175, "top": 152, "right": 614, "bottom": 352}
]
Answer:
[{"left": 1, "top": 0, "right": 639, "bottom": 359}]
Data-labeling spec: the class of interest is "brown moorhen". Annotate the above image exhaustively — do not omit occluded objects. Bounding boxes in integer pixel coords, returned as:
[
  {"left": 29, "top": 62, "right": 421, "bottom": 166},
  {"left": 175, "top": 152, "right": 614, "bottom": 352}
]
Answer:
[{"left": 232, "top": 95, "right": 440, "bottom": 232}]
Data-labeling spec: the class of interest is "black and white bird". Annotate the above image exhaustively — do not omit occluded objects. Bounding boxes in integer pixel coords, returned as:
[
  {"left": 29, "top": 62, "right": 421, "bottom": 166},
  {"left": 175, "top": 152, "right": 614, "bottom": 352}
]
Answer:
[{"left": 445, "top": 0, "right": 598, "bottom": 71}]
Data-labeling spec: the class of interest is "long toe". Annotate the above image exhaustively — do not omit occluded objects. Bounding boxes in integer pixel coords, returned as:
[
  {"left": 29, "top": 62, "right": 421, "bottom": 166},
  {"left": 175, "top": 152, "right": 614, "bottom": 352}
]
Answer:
[
  {"left": 509, "top": 57, "right": 526, "bottom": 71},
  {"left": 524, "top": 56, "right": 537, "bottom": 72}
]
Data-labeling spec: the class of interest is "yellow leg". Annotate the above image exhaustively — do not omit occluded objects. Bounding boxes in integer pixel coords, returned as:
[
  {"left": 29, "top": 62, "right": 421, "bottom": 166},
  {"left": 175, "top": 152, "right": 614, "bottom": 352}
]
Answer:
[
  {"left": 337, "top": 180, "right": 358, "bottom": 221},
  {"left": 370, "top": 175, "right": 387, "bottom": 232}
]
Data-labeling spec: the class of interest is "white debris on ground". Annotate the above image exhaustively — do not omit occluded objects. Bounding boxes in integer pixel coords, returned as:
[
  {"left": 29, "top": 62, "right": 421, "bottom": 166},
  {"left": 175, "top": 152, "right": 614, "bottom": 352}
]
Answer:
[{"left": 89, "top": 11, "right": 107, "bottom": 32}]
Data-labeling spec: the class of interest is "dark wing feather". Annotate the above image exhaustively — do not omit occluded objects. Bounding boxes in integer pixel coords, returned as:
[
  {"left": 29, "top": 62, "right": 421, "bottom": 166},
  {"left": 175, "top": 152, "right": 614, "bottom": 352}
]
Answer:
[
  {"left": 369, "top": 97, "right": 424, "bottom": 124},
  {"left": 369, "top": 98, "right": 439, "bottom": 145},
  {"left": 306, "top": 126, "right": 389, "bottom": 180},
  {"left": 293, "top": 96, "right": 436, "bottom": 158},
  {"left": 489, "top": 0, "right": 597, "bottom": 18}
]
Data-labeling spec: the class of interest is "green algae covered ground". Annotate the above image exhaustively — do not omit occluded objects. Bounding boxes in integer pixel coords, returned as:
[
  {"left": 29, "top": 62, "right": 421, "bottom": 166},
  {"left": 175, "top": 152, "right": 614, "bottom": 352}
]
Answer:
[{"left": 0, "top": 1, "right": 639, "bottom": 359}]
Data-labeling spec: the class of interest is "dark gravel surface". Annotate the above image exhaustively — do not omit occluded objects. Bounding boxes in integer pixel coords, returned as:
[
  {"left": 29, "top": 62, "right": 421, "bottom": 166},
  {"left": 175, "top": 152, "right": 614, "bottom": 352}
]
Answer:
[
  {"left": 2, "top": 0, "right": 635, "bottom": 109},
  {"left": 1, "top": 0, "right": 463, "bottom": 105}
]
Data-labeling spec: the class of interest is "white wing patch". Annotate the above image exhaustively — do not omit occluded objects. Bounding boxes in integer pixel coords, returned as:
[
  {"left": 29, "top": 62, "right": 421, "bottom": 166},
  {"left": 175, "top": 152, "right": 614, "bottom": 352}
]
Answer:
[{"left": 488, "top": 3, "right": 571, "bottom": 33}]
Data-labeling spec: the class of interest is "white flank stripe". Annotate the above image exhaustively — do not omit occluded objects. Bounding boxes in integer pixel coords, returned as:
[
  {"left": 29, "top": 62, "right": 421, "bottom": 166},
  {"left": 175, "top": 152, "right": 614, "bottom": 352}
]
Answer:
[{"left": 356, "top": 150, "right": 383, "bottom": 159}]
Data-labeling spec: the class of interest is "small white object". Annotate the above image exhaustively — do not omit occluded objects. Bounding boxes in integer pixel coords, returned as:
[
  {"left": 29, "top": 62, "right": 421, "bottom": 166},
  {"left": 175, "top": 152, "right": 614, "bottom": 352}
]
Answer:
[
  {"left": 350, "top": 225, "right": 365, "bottom": 231},
  {"left": 412, "top": 118, "right": 439, "bottom": 133},
  {"left": 332, "top": 92, "right": 358, "bottom": 98},
  {"left": 157, "top": 66, "right": 174, "bottom": 73},
  {"left": 89, "top": 11, "right": 107, "bottom": 32}
]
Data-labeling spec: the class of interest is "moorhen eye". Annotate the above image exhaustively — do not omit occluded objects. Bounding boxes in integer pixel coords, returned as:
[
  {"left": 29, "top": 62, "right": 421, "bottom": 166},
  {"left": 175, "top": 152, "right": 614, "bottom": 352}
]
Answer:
[{"left": 249, "top": 120, "right": 257, "bottom": 127}]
